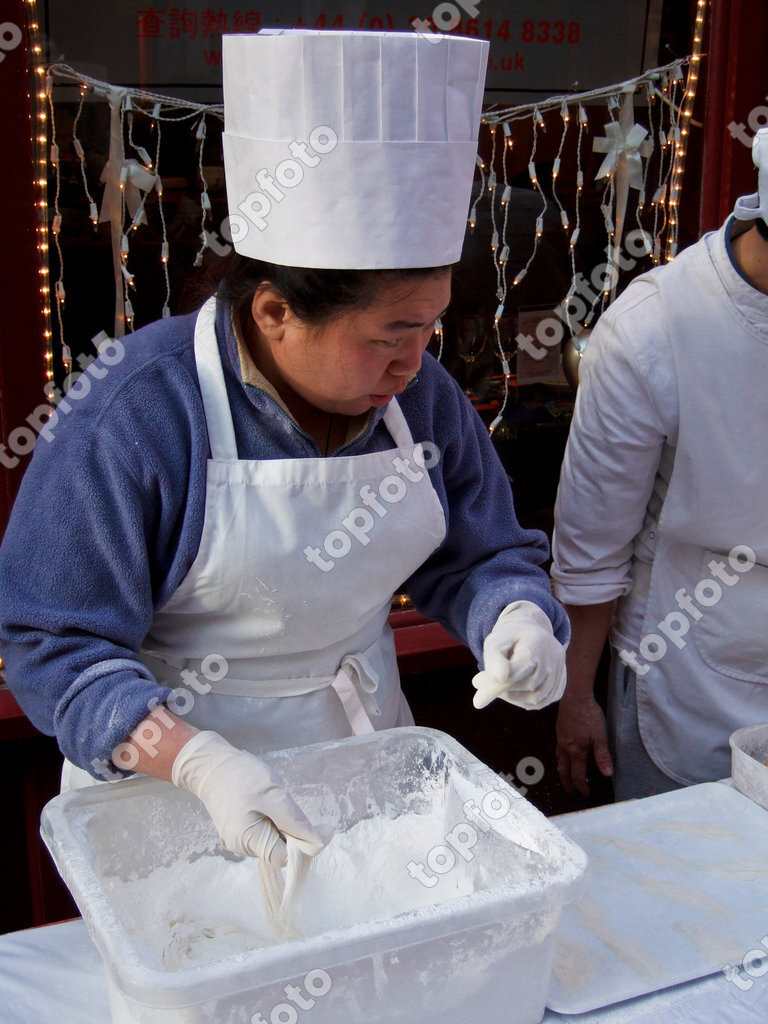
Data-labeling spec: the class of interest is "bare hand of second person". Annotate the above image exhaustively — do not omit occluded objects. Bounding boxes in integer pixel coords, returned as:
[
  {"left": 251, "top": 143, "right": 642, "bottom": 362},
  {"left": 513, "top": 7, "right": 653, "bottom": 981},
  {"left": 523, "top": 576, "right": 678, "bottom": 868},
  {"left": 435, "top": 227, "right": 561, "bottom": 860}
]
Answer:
[{"left": 555, "top": 695, "right": 613, "bottom": 797}]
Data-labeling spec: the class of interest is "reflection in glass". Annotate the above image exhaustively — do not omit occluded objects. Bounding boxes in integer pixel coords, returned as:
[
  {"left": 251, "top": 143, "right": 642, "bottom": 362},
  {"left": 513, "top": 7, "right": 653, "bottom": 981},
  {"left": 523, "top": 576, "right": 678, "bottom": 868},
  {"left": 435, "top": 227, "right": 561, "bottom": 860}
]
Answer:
[{"left": 456, "top": 316, "right": 488, "bottom": 397}]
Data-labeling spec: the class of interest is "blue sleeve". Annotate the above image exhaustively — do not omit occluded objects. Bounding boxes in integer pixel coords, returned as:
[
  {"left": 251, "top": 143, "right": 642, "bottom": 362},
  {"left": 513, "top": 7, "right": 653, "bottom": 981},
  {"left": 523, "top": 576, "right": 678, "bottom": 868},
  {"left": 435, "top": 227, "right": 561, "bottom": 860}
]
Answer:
[
  {"left": 0, "top": 322, "right": 207, "bottom": 777},
  {"left": 399, "top": 355, "right": 569, "bottom": 662}
]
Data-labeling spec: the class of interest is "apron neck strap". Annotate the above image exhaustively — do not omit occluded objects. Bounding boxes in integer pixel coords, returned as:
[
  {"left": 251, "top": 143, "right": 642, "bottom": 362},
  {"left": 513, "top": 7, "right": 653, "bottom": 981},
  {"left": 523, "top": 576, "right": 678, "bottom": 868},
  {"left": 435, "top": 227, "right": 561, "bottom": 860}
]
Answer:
[
  {"left": 381, "top": 397, "right": 411, "bottom": 447},
  {"left": 194, "top": 296, "right": 239, "bottom": 461}
]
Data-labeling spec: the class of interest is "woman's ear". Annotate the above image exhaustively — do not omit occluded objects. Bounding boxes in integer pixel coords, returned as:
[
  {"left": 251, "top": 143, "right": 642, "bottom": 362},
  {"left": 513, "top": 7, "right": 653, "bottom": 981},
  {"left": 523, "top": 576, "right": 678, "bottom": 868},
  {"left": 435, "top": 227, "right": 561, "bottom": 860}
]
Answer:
[{"left": 250, "top": 285, "right": 290, "bottom": 339}]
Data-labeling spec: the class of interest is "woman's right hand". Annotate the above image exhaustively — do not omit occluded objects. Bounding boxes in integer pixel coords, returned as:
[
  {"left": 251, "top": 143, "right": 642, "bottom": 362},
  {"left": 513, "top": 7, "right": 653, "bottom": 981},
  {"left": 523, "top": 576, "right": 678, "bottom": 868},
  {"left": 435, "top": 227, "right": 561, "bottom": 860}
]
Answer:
[
  {"left": 555, "top": 694, "right": 613, "bottom": 797},
  {"left": 171, "top": 731, "right": 328, "bottom": 863}
]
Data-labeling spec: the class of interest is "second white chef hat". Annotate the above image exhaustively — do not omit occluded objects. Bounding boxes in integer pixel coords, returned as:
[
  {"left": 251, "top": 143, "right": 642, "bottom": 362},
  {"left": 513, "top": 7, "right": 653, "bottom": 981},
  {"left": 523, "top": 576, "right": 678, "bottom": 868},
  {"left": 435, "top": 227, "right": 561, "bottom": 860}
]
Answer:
[{"left": 734, "top": 126, "right": 768, "bottom": 226}]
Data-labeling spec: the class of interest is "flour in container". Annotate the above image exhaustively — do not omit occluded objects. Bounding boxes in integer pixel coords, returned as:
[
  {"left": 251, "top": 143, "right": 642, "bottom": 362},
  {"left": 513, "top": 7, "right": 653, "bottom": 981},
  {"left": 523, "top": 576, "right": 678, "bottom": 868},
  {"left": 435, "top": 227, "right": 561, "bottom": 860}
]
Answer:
[{"left": 109, "top": 809, "right": 511, "bottom": 970}]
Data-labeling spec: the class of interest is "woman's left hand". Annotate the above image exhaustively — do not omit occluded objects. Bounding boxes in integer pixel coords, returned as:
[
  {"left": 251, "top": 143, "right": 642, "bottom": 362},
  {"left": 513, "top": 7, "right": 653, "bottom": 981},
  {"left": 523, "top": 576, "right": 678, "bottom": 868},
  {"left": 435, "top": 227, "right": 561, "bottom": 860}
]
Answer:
[{"left": 472, "top": 601, "right": 567, "bottom": 711}]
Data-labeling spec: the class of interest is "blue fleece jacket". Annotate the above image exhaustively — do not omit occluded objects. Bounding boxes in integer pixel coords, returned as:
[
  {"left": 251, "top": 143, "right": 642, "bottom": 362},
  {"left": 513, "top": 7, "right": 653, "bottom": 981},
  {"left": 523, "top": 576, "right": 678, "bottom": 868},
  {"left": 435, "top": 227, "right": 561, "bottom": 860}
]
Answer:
[{"left": 0, "top": 298, "right": 568, "bottom": 773}]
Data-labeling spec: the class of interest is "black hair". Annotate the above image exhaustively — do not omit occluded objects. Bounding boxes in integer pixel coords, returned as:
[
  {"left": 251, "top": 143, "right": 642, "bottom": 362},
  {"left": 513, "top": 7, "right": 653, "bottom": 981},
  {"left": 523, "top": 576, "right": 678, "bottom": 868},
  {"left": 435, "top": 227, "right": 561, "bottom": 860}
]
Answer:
[
  {"left": 756, "top": 217, "right": 768, "bottom": 242},
  {"left": 198, "top": 251, "right": 451, "bottom": 333}
]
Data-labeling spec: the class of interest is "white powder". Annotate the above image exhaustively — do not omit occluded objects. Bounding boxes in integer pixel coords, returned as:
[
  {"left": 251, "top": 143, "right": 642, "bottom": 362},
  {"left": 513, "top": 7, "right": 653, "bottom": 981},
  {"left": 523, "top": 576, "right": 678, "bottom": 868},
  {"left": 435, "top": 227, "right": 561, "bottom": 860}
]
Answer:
[{"left": 110, "top": 810, "right": 507, "bottom": 971}]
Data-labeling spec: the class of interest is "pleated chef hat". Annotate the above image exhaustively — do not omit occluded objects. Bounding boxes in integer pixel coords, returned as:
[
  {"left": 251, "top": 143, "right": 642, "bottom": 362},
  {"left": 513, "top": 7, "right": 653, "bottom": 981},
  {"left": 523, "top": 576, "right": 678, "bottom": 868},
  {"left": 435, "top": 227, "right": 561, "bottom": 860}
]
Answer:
[
  {"left": 221, "top": 30, "right": 489, "bottom": 269},
  {"left": 734, "top": 127, "right": 768, "bottom": 227}
]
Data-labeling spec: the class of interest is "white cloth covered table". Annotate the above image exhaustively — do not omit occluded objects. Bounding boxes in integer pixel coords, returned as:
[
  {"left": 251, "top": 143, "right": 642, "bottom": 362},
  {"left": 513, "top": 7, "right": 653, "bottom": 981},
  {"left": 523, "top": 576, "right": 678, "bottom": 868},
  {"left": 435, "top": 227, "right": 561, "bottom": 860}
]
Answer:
[{"left": 1, "top": 917, "right": 767, "bottom": 1023}]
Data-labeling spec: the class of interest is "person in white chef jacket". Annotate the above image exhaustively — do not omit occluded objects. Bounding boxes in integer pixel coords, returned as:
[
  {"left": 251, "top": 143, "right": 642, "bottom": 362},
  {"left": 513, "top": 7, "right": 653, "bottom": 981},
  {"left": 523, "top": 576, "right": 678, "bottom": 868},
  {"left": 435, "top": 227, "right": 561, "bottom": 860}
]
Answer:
[
  {"left": 0, "top": 31, "right": 569, "bottom": 866},
  {"left": 552, "top": 127, "right": 768, "bottom": 802}
]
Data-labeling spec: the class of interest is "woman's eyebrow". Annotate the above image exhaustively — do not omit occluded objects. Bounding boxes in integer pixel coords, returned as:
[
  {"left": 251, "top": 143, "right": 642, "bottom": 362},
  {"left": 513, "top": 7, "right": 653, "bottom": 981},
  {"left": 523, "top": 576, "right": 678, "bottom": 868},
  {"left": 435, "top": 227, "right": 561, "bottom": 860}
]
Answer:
[{"left": 382, "top": 306, "right": 450, "bottom": 331}]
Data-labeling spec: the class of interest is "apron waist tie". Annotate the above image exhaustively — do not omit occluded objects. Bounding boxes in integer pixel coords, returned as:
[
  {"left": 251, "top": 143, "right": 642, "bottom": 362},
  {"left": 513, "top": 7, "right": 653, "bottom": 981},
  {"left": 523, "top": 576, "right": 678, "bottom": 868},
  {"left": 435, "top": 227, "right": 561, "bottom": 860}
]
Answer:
[
  {"left": 142, "top": 650, "right": 382, "bottom": 735},
  {"left": 330, "top": 654, "right": 381, "bottom": 735},
  {"left": 330, "top": 666, "right": 376, "bottom": 735}
]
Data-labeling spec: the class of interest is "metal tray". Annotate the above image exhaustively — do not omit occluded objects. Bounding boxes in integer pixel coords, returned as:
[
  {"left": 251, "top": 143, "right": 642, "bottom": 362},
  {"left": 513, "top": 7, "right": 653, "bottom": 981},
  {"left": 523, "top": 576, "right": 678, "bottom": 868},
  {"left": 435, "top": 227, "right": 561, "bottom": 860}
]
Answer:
[{"left": 547, "top": 782, "right": 768, "bottom": 1014}]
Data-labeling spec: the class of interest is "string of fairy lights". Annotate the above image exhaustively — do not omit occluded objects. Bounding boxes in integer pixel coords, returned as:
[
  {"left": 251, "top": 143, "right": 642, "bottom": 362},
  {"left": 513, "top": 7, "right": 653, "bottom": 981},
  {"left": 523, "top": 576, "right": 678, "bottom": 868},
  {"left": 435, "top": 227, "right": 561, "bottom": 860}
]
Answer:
[
  {"left": 43, "top": 63, "right": 222, "bottom": 348},
  {"left": 24, "top": 0, "right": 56, "bottom": 398},
  {"left": 28, "top": 1, "right": 706, "bottom": 435},
  {"left": 476, "top": 0, "right": 706, "bottom": 430},
  {"left": 669, "top": 0, "right": 706, "bottom": 249}
]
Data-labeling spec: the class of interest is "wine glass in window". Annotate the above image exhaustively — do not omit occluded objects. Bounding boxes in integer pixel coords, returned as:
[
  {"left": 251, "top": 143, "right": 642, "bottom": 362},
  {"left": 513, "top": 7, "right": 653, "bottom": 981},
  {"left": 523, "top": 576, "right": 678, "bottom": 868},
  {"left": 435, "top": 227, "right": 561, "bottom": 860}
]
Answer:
[{"left": 456, "top": 316, "right": 488, "bottom": 397}]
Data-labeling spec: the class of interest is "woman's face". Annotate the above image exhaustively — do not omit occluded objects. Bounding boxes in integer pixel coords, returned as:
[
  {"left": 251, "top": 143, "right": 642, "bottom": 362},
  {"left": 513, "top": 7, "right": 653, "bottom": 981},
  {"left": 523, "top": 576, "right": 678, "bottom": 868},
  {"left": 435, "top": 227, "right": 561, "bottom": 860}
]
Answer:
[{"left": 251, "top": 271, "right": 452, "bottom": 417}]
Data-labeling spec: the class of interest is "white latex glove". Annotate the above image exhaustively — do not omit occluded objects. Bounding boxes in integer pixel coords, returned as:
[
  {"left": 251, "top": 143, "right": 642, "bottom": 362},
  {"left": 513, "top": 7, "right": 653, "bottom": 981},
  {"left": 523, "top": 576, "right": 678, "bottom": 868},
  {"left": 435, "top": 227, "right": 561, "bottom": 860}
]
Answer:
[
  {"left": 172, "top": 731, "right": 327, "bottom": 865},
  {"left": 472, "top": 601, "right": 566, "bottom": 711}
]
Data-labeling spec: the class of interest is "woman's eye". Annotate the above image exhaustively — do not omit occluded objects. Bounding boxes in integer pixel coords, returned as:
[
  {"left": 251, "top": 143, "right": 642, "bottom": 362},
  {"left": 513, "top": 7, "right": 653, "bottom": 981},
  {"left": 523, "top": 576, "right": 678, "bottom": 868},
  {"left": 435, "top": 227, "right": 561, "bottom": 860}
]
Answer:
[{"left": 374, "top": 337, "right": 402, "bottom": 347}]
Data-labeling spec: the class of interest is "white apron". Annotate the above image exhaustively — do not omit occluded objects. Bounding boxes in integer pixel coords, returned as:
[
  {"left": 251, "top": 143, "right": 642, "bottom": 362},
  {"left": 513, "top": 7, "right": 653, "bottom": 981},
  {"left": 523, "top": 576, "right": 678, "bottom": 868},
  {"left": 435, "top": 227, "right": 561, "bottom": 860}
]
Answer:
[
  {"left": 632, "top": 224, "right": 768, "bottom": 785},
  {"left": 63, "top": 297, "right": 446, "bottom": 788}
]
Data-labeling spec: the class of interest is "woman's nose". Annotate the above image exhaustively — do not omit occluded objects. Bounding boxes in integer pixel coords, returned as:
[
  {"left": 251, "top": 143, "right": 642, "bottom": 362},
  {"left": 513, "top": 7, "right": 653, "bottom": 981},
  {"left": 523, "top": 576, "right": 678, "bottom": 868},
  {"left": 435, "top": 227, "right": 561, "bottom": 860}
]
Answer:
[{"left": 388, "top": 330, "right": 430, "bottom": 376}]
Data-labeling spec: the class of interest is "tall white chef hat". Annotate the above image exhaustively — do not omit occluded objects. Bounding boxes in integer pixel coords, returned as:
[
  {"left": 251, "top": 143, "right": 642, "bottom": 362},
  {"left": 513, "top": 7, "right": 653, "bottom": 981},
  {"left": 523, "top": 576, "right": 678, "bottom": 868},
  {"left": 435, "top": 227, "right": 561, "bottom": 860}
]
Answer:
[
  {"left": 221, "top": 30, "right": 489, "bottom": 269},
  {"left": 734, "top": 126, "right": 768, "bottom": 226}
]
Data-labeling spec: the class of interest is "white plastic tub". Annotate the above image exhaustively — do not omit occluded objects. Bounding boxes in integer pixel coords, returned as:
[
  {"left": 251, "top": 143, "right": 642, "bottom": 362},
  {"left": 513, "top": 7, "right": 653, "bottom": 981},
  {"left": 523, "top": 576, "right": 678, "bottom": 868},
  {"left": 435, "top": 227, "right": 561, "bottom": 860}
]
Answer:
[
  {"left": 730, "top": 722, "right": 768, "bottom": 810},
  {"left": 41, "top": 726, "right": 588, "bottom": 1024}
]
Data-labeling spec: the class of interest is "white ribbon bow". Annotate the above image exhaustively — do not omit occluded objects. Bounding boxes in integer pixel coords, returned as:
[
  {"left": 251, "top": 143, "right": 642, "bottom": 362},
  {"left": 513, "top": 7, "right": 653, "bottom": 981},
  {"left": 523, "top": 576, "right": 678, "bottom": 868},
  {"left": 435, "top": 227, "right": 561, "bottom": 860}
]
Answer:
[
  {"left": 592, "top": 121, "right": 653, "bottom": 190},
  {"left": 100, "top": 157, "right": 157, "bottom": 226},
  {"left": 96, "top": 87, "right": 160, "bottom": 336}
]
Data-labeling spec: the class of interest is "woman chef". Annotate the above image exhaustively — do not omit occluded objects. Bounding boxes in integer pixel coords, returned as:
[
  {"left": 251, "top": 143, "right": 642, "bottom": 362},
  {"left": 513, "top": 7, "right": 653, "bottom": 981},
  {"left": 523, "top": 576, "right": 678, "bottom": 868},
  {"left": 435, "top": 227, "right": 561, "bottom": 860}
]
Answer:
[{"left": 0, "top": 30, "right": 568, "bottom": 866}]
